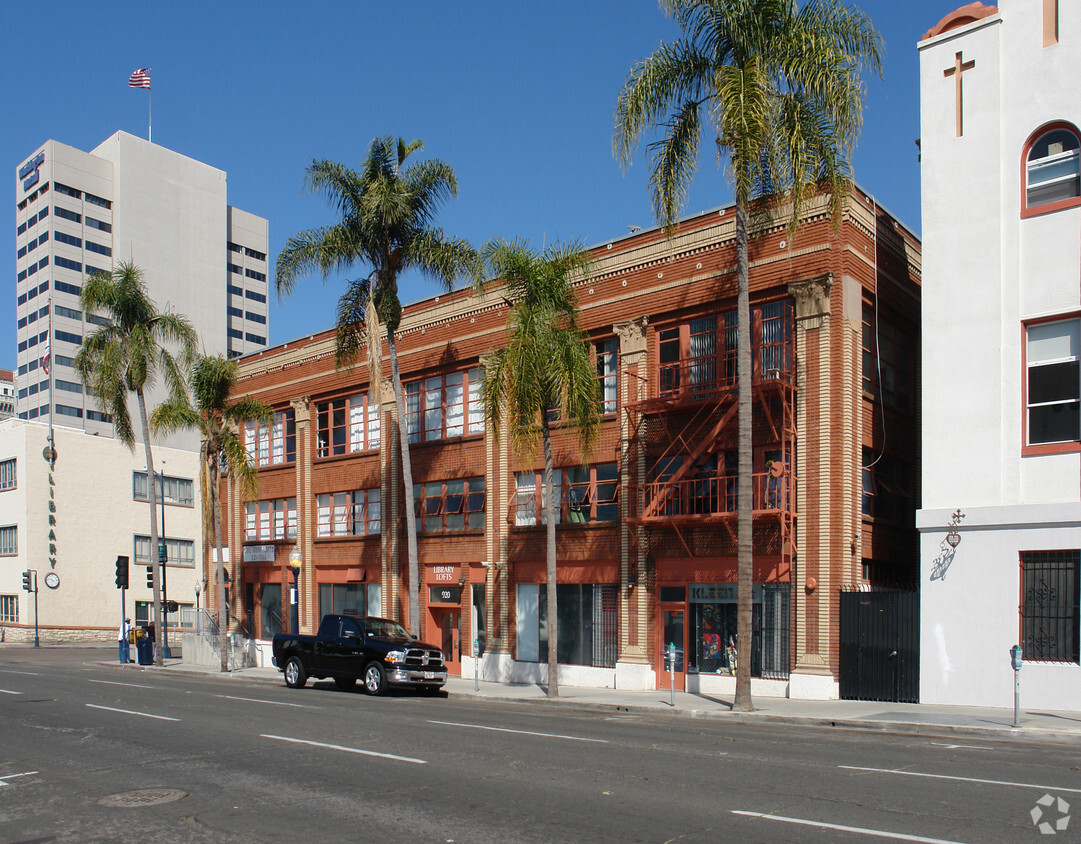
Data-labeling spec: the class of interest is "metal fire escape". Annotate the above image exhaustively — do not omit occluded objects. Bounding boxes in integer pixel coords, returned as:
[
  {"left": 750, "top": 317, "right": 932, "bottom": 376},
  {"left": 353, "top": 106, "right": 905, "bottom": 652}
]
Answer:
[{"left": 624, "top": 301, "right": 797, "bottom": 576}]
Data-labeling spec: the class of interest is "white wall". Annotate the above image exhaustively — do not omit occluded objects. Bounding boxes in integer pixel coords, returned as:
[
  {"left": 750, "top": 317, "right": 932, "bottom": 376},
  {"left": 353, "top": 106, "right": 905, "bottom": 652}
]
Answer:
[
  {"left": 0, "top": 419, "right": 201, "bottom": 641},
  {"left": 918, "top": 1, "right": 1081, "bottom": 709}
]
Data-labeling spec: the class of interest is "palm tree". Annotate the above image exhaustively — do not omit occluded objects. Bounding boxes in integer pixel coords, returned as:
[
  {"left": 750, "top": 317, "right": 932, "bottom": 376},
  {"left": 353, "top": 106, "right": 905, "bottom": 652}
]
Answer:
[
  {"left": 614, "top": 0, "right": 881, "bottom": 710},
  {"left": 477, "top": 239, "right": 601, "bottom": 698},
  {"left": 74, "top": 261, "right": 197, "bottom": 667},
  {"left": 276, "top": 136, "right": 482, "bottom": 636},
  {"left": 151, "top": 354, "right": 272, "bottom": 672}
]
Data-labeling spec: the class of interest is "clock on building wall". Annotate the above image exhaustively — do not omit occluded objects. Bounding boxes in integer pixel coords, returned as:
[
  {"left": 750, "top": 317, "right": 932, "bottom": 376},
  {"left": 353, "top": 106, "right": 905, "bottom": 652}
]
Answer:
[{"left": 44, "top": 572, "right": 60, "bottom": 590}]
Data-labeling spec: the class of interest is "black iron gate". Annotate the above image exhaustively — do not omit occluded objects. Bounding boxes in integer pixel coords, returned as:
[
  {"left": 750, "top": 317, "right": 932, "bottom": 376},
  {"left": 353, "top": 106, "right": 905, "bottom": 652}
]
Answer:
[{"left": 839, "top": 590, "right": 919, "bottom": 702}]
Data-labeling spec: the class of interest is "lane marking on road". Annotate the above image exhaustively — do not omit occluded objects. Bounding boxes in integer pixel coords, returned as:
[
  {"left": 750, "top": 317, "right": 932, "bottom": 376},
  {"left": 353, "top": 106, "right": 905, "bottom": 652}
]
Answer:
[
  {"left": 88, "top": 679, "right": 156, "bottom": 690},
  {"left": 428, "top": 719, "right": 608, "bottom": 743},
  {"left": 261, "top": 734, "right": 426, "bottom": 764},
  {"left": 0, "top": 670, "right": 40, "bottom": 676},
  {"left": 85, "top": 704, "right": 179, "bottom": 721},
  {"left": 0, "top": 689, "right": 22, "bottom": 695},
  {"left": 215, "top": 694, "right": 315, "bottom": 708},
  {"left": 731, "top": 811, "right": 964, "bottom": 843},
  {"left": 0, "top": 772, "right": 39, "bottom": 787},
  {"left": 839, "top": 765, "right": 1081, "bottom": 795},
  {"left": 929, "top": 742, "right": 993, "bottom": 751}
]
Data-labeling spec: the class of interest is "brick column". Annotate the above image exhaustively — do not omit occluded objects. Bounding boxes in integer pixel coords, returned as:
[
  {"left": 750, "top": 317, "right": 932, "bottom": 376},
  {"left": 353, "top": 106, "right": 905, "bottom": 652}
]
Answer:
[
  {"left": 788, "top": 274, "right": 834, "bottom": 693},
  {"left": 615, "top": 316, "right": 649, "bottom": 664},
  {"left": 290, "top": 396, "right": 314, "bottom": 633}
]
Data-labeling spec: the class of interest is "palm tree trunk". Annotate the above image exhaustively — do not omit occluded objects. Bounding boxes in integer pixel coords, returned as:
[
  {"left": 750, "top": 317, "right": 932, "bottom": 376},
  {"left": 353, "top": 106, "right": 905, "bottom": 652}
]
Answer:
[
  {"left": 211, "top": 457, "right": 228, "bottom": 672},
  {"left": 386, "top": 327, "right": 421, "bottom": 636},
  {"left": 541, "top": 413, "right": 558, "bottom": 698},
  {"left": 734, "top": 200, "right": 754, "bottom": 712},
  {"left": 136, "top": 388, "right": 164, "bottom": 667}
]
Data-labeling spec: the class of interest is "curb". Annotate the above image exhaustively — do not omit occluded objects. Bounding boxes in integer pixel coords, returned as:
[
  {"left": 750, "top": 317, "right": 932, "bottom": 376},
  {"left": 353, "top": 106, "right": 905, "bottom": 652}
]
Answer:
[{"left": 93, "top": 661, "right": 1081, "bottom": 747}]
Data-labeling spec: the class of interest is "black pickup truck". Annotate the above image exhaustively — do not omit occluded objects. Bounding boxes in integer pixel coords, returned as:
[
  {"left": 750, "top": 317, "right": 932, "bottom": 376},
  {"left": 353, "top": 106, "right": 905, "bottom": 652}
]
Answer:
[{"left": 272, "top": 614, "right": 448, "bottom": 695}]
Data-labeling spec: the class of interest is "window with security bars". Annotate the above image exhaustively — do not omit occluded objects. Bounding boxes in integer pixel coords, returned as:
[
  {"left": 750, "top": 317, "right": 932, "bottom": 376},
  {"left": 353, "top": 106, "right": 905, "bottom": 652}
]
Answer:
[
  {"left": 0, "top": 525, "right": 16, "bottom": 555},
  {"left": 0, "top": 594, "right": 17, "bottom": 622},
  {"left": 0, "top": 458, "right": 15, "bottom": 490},
  {"left": 1020, "top": 550, "right": 1080, "bottom": 663}
]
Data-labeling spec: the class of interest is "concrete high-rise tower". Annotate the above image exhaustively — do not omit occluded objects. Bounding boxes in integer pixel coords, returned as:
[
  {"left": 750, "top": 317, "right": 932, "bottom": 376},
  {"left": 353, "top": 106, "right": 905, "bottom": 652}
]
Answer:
[{"left": 14, "top": 131, "right": 269, "bottom": 442}]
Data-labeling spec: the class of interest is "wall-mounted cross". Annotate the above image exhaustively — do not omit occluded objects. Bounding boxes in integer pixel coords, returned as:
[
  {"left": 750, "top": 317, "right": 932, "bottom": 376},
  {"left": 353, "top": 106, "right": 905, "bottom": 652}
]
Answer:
[{"left": 943, "top": 51, "right": 976, "bottom": 138}]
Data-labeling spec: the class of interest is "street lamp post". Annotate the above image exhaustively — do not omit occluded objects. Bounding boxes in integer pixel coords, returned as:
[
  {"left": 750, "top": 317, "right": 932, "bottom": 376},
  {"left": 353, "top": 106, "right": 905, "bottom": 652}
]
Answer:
[
  {"left": 194, "top": 579, "right": 202, "bottom": 633},
  {"left": 289, "top": 544, "right": 302, "bottom": 635}
]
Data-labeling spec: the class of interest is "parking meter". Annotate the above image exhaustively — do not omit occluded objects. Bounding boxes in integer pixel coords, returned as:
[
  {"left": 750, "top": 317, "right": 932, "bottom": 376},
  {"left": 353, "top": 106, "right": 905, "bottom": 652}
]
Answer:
[{"left": 1010, "top": 645, "right": 1022, "bottom": 727}]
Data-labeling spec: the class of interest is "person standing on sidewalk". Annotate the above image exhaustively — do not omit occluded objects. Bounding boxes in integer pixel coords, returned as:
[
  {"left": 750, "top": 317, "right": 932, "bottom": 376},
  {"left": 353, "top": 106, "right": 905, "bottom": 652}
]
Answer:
[{"left": 118, "top": 618, "right": 131, "bottom": 664}]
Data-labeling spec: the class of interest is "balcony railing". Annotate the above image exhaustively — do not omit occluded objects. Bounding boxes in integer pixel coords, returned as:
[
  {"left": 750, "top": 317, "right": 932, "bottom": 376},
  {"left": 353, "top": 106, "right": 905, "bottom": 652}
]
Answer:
[{"left": 629, "top": 470, "right": 794, "bottom": 522}]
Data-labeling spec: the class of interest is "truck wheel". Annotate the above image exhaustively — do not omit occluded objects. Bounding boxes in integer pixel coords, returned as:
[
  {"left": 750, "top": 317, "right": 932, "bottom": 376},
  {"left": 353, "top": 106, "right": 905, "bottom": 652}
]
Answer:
[
  {"left": 334, "top": 676, "right": 357, "bottom": 692},
  {"left": 284, "top": 657, "right": 307, "bottom": 689},
  {"left": 363, "top": 662, "right": 388, "bottom": 695}
]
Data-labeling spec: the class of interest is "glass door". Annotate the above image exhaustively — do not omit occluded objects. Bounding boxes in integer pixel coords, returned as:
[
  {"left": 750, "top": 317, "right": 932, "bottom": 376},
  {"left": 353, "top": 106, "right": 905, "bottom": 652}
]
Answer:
[{"left": 660, "top": 608, "right": 685, "bottom": 691}]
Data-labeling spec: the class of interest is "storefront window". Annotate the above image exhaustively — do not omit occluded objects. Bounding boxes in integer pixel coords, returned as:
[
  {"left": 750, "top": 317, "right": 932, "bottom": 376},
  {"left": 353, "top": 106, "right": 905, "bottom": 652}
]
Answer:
[
  {"left": 515, "top": 583, "right": 618, "bottom": 668},
  {"left": 318, "top": 582, "right": 383, "bottom": 618},
  {"left": 687, "top": 583, "right": 790, "bottom": 679}
]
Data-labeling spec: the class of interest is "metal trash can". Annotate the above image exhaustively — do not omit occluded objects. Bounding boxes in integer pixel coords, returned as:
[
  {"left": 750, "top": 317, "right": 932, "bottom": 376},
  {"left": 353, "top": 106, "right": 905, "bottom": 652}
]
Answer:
[{"left": 136, "top": 633, "right": 153, "bottom": 665}]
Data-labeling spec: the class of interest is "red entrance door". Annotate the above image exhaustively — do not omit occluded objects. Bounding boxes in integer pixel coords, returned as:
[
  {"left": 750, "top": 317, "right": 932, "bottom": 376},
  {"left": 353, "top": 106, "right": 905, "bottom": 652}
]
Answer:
[
  {"left": 659, "top": 608, "right": 686, "bottom": 691},
  {"left": 435, "top": 609, "right": 460, "bottom": 675}
]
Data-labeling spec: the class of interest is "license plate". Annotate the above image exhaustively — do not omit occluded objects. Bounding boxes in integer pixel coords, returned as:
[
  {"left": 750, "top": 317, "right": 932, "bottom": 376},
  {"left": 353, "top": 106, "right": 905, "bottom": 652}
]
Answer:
[{"left": 424, "top": 671, "right": 436, "bottom": 680}]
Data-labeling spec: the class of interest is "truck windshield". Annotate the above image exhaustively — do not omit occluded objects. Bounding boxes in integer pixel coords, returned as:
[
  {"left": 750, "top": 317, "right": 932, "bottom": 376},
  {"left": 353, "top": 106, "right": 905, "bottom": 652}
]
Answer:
[{"left": 367, "top": 619, "right": 410, "bottom": 639}]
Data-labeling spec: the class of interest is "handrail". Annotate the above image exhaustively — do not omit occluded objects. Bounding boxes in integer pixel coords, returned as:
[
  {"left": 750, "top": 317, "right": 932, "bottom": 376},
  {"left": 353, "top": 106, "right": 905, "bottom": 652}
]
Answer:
[{"left": 628, "top": 470, "right": 794, "bottom": 520}]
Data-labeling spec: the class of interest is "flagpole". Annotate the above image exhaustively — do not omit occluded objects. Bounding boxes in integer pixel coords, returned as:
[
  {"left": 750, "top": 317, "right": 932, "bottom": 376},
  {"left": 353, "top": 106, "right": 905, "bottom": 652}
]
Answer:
[{"left": 148, "top": 85, "right": 152, "bottom": 143}]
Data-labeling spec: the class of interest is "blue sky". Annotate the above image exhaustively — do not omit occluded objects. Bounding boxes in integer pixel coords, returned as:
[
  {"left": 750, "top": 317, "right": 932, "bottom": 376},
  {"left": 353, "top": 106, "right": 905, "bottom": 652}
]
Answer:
[{"left": 3, "top": 1, "right": 959, "bottom": 364}]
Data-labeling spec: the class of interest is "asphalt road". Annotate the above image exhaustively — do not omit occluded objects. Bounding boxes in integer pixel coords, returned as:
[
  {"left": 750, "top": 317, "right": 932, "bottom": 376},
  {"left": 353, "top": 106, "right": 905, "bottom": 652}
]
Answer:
[{"left": 0, "top": 648, "right": 1078, "bottom": 843}]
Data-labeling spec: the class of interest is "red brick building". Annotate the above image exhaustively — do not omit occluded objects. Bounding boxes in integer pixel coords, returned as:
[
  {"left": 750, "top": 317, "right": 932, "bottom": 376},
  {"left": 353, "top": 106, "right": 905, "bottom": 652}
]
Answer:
[{"left": 213, "top": 186, "right": 920, "bottom": 699}]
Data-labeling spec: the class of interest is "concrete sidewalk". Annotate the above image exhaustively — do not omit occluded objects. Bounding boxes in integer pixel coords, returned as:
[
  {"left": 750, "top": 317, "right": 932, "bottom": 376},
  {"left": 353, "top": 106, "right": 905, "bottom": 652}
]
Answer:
[{"left": 107, "top": 657, "right": 1081, "bottom": 746}]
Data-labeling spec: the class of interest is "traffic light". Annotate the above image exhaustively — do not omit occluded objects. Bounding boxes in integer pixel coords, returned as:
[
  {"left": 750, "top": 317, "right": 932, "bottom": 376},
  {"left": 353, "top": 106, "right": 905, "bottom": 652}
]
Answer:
[
  {"left": 21, "top": 570, "right": 31, "bottom": 592},
  {"left": 115, "top": 555, "right": 129, "bottom": 589},
  {"left": 146, "top": 565, "right": 154, "bottom": 588}
]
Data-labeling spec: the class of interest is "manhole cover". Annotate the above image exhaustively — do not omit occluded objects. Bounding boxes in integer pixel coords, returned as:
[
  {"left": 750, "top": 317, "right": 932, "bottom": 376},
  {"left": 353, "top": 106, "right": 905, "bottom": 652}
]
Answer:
[{"left": 99, "top": 788, "right": 190, "bottom": 808}]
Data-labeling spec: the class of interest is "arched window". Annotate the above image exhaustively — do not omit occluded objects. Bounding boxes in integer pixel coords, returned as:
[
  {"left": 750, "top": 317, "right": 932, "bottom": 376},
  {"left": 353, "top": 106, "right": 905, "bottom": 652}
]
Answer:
[{"left": 1024, "top": 124, "right": 1081, "bottom": 214}]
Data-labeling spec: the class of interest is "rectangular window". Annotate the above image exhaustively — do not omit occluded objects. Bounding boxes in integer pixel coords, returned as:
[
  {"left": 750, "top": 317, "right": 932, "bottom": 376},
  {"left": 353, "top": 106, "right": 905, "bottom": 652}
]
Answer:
[
  {"left": 244, "top": 332, "right": 265, "bottom": 345},
  {"left": 404, "top": 367, "right": 485, "bottom": 443},
  {"left": 228, "top": 263, "right": 243, "bottom": 275},
  {"left": 861, "top": 449, "right": 912, "bottom": 525},
  {"left": 688, "top": 583, "right": 790, "bottom": 679},
  {"left": 318, "top": 582, "right": 382, "bottom": 619},
  {"left": 85, "top": 216, "right": 111, "bottom": 233},
  {"left": 54, "top": 205, "right": 81, "bottom": 223},
  {"left": 0, "top": 525, "right": 17, "bottom": 555},
  {"left": 243, "top": 410, "right": 296, "bottom": 466},
  {"left": 85, "top": 241, "right": 112, "bottom": 257},
  {"left": 134, "top": 535, "right": 195, "bottom": 567},
  {"left": 54, "top": 231, "right": 82, "bottom": 248},
  {"left": 245, "top": 311, "right": 266, "bottom": 325},
  {"left": 315, "top": 489, "right": 381, "bottom": 537},
  {"left": 516, "top": 464, "right": 618, "bottom": 525},
  {"left": 55, "top": 305, "right": 81, "bottom": 321},
  {"left": 316, "top": 393, "right": 380, "bottom": 457},
  {"left": 0, "top": 460, "right": 13, "bottom": 491},
  {"left": 245, "top": 289, "right": 266, "bottom": 303},
  {"left": 55, "top": 256, "right": 82, "bottom": 272},
  {"left": 55, "top": 281, "right": 82, "bottom": 296},
  {"left": 1020, "top": 550, "right": 1079, "bottom": 663},
  {"left": 55, "top": 405, "right": 83, "bottom": 418},
  {"left": 85, "top": 192, "right": 111, "bottom": 209},
  {"left": 1026, "top": 318, "right": 1080, "bottom": 447},
  {"left": 244, "top": 246, "right": 267, "bottom": 261},
  {"left": 413, "top": 477, "right": 485, "bottom": 532},
  {"left": 54, "top": 329, "right": 83, "bottom": 345},
  {"left": 0, "top": 595, "right": 17, "bottom": 623},
  {"left": 245, "top": 268, "right": 266, "bottom": 282},
  {"left": 53, "top": 182, "right": 81, "bottom": 198},
  {"left": 244, "top": 498, "right": 297, "bottom": 541},
  {"left": 132, "top": 471, "right": 194, "bottom": 506},
  {"left": 55, "top": 380, "right": 83, "bottom": 394},
  {"left": 863, "top": 302, "right": 913, "bottom": 410},
  {"left": 515, "top": 583, "right": 618, "bottom": 668},
  {"left": 596, "top": 337, "right": 618, "bottom": 414}
]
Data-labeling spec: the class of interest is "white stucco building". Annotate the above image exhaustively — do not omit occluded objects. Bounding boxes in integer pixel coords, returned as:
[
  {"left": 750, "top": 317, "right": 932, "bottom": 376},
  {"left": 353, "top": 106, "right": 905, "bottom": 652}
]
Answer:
[
  {"left": 0, "top": 419, "right": 201, "bottom": 644},
  {"left": 918, "top": 0, "right": 1081, "bottom": 709}
]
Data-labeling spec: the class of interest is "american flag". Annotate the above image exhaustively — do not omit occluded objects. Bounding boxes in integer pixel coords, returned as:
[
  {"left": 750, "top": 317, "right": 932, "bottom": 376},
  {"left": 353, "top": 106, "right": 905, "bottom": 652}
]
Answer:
[
  {"left": 128, "top": 67, "right": 151, "bottom": 89},
  {"left": 41, "top": 340, "right": 50, "bottom": 375}
]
